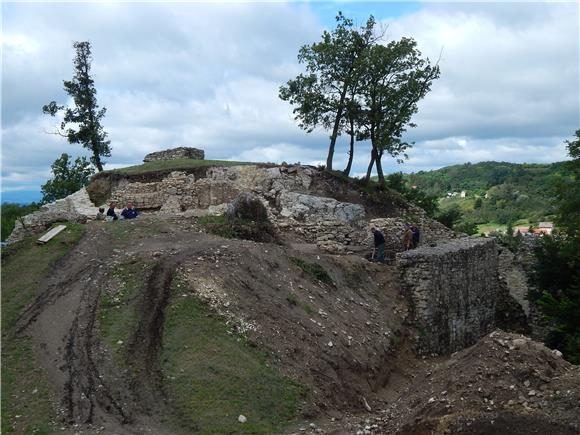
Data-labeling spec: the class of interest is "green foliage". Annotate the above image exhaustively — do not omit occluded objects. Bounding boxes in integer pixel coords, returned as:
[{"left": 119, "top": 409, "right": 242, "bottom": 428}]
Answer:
[
  {"left": 41, "top": 153, "right": 94, "bottom": 203},
  {"left": 43, "top": 41, "right": 110, "bottom": 171},
  {"left": 280, "top": 12, "right": 377, "bottom": 170},
  {"left": 358, "top": 39, "right": 440, "bottom": 185},
  {"left": 289, "top": 257, "right": 333, "bottom": 286},
  {"left": 532, "top": 130, "right": 580, "bottom": 364},
  {"left": 162, "top": 280, "right": 303, "bottom": 433},
  {"left": 280, "top": 12, "right": 439, "bottom": 178},
  {"left": 1, "top": 224, "right": 85, "bottom": 434},
  {"left": 435, "top": 204, "right": 462, "bottom": 228},
  {"left": 1, "top": 202, "right": 40, "bottom": 241},
  {"left": 454, "top": 219, "right": 479, "bottom": 236},
  {"left": 198, "top": 214, "right": 279, "bottom": 243},
  {"left": 384, "top": 172, "right": 439, "bottom": 217}
]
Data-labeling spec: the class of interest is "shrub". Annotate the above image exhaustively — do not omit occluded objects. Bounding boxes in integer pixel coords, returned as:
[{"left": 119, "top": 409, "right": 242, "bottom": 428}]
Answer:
[{"left": 289, "top": 257, "right": 333, "bottom": 286}]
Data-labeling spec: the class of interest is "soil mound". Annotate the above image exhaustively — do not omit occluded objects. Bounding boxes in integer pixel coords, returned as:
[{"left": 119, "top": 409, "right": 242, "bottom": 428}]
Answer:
[{"left": 355, "top": 330, "right": 580, "bottom": 434}]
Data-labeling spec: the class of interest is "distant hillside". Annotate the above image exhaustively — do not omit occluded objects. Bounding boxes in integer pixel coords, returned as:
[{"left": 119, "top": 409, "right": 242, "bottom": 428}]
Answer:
[
  {"left": 407, "top": 161, "right": 568, "bottom": 198},
  {"left": 406, "top": 161, "right": 572, "bottom": 230}
]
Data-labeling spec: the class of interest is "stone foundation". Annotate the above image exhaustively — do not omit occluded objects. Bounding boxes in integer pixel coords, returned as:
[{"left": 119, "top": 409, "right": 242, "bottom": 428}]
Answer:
[
  {"left": 397, "top": 238, "right": 500, "bottom": 355},
  {"left": 143, "top": 147, "right": 204, "bottom": 162}
]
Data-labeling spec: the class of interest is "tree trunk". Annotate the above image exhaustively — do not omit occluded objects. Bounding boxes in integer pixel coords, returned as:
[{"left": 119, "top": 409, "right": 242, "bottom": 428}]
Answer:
[
  {"left": 343, "top": 121, "right": 355, "bottom": 176},
  {"left": 93, "top": 146, "right": 103, "bottom": 172},
  {"left": 326, "top": 84, "right": 349, "bottom": 171},
  {"left": 375, "top": 150, "right": 385, "bottom": 187},
  {"left": 364, "top": 148, "right": 376, "bottom": 184}
]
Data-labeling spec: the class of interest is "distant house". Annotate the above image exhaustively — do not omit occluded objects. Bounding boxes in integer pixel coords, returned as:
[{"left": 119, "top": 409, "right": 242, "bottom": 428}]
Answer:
[
  {"left": 535, "top": 222, "right": 554, "bottom": 235},
  {"left": 513, "top": 226, "right": 532, "bottom": 235},
  {"left": 460, "top": 190, "right": 466, "bottom": 198}
]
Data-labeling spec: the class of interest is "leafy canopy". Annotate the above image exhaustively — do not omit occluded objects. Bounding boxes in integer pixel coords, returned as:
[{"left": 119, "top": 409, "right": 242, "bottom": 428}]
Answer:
[
  {"left": 43, "top": 41, "right": 111, "bottom": 172},
  {"left": 41, "top": 153, "right": 95, "bottom": 204},
  {"left": 533, "top": 130, "right": 580, "bottom": 364}
]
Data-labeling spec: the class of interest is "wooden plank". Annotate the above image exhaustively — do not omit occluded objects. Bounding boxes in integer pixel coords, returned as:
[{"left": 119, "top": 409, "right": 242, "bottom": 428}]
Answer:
[{"left": 37, "top": 225, "right": 67, "bottom": 245}]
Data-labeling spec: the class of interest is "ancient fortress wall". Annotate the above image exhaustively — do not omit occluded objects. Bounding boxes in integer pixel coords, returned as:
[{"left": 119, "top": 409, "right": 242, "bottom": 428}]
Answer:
[{"left": 397, "top": 238, "right": 500, "bottom": 355}]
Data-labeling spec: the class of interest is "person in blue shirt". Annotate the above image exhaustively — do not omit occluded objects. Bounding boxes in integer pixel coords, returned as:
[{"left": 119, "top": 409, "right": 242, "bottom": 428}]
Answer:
[{"left": 121, "top": 202, "right": 139, "bottom": 219}]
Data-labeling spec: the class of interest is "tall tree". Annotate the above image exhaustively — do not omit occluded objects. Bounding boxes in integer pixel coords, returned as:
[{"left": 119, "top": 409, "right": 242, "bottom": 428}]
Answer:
[
  {"left": 358, "top": 39, "right": 440, "bottom": 185},
  {"left": 43, "top": 41, "right": 111, "bottom": 172},
  {"left": 280, "top": 13, "right": 377, "bottom": 171},
  {"left": 533, "top": 130, "right": 580, "bottom": 363},
  {"left": 41, "top": 153, "right": 95, "bottom": 203}
]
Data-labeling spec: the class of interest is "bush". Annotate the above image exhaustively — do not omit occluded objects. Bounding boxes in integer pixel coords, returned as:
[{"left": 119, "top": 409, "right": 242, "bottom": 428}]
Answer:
[
  {"left": 289, "top": 257, "right": 333, "bottom": 286},
  {"left": 1, "top": 203, "right": 41, "bottom": 241},
  {"left": 225, "top": 193, "right": 269, "bottom": 222}
]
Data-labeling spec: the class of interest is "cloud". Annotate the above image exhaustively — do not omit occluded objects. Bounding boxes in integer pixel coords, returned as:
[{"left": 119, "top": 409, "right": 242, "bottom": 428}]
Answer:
[{"left": 1, "top": 1, "right": 578, "bottom": 197}]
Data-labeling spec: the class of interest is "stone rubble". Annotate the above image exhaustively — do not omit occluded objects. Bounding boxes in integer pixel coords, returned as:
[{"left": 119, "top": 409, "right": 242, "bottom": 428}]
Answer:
[{"left": 143, "top": 146, "right": 204, "bottom": 162}]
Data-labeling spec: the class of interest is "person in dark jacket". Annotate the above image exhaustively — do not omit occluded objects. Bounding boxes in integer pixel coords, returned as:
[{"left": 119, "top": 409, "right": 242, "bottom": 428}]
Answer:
[
  {"left": 106, "top": 202, "right": 118, "bottom": 221},
  {"left": 371, "top": 227, "right": 386, "bottom": 263},
  {"left": 121, "top": 202, "right": 139, "bottom": 219},
  {"left": 411, "top": 225, "right": 421, "bottom": 248}
]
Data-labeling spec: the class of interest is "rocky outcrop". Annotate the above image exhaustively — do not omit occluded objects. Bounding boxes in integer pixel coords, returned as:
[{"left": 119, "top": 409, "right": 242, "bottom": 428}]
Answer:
[
  {"left": 7, "top": 188, "right": 98, "bottom": 243},
  {"left": 397, "top": 238, "right": 501, "bottom": 355},
  {"left": 278, "top": 192, "right": 365, "bottom": 223},
  {"left": 143, "top": 147, "right": 204, "bottom": 162}
]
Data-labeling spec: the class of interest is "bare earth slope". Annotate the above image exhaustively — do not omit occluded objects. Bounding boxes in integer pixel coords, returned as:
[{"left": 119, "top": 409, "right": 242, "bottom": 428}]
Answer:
[{"left": 10, "top": 215, "right": 410, "bottom": 433}]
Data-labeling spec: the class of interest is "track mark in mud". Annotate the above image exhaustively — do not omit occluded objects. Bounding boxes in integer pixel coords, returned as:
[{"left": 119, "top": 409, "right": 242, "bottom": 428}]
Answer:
[{"left": 125, "top": 255, "right": 184, "bottom": 409}]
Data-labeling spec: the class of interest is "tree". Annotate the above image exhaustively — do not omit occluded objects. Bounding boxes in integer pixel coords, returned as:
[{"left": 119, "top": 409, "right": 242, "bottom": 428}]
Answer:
[
  {"left": 358, "top": 39, "right": 440, "bottom": 185},
  {"left": 435, "top": 204, "right": 462, "bottom": 229},
  {"left": 533, "top": 130, "right": 580, "bottom": 363},
  {"left": 43, "top": 41, "right": 111, "bottom": 172},
  {"left": 385, "top": 172, "right": 439, "bottom": 217},
  {"left": 279, "top": 13, "right": 377, "bottom": 171},
  {"left": 41, "top": 153, "right": 95, "bottom": 203}
]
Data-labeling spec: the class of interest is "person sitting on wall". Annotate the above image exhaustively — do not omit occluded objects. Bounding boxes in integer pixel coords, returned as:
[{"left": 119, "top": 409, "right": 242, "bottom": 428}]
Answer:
[
  {"left": 371, "top": 227, "right": 386, "bottom": 263},
  {"left": 96, "top": 207, "right": 106, "bottom": 221},
  {"left": 121, "top": 202, "right": 139, "bottom": 219},
  {"left": 106, "top": 202, "right": 118, "bottom": 221}
]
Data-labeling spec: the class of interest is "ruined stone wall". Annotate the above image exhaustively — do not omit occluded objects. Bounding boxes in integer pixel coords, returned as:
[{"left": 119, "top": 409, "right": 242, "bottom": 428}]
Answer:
[
  {"left": 7, "top": 188, "right": 98, "bottom": 243},
  {"left": 397, "top": 238, "right": 500, "bottom": 355},
  {"left": 143, "top": 147, "right": 204, "bottom": 162}
]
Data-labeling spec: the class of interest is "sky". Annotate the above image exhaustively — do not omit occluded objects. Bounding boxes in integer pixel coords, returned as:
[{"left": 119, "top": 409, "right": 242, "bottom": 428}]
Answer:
[{"left": 1, "top": 1, "right": 579, "bottom": 203}]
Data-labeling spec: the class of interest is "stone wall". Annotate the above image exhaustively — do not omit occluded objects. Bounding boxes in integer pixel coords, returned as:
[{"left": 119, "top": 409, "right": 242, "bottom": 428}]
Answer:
[
  {"left": 397, "top": 238, "right": 500, "bottom": 355},
  {"left": 143, "top": 147, "right": 204, "bottom": 162},
  {"left": 7, "top": 188, "right": 99, "bottom": 243}
]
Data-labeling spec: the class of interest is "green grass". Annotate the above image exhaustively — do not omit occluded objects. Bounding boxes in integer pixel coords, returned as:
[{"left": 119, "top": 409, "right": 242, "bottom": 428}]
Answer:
[
  {"left": 286, "top": 293, "right": 315, "bottom": 315},
  {"left": 289, "top": 257, "right": 334, "bottom": 286},
  {"left": 162, "top": 280, "right": 304, "bottom": 433},
  {"left": 477, "top": 222, "right": 507, "bottom": 235},
  {"left": 1, "top": 223, "right": 85, "bottom": 435},
  {"left": 106, "top": 159, "right": 255, "bottom": 176},
  {"left": 98, "top": 258, "right": 152, "bottom": 361},
  {"left": 439, "top": 196, "right": 476, "bottom": 213}
]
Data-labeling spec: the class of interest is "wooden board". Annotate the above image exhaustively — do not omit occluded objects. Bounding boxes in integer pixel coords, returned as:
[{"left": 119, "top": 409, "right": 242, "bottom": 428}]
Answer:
[{"left": 37, "top": 225, "right": 66, "bottom": 245}]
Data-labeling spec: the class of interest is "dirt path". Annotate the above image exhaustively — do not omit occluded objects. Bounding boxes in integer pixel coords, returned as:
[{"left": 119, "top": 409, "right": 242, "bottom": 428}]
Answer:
[
  {"left": 18, "top": 220, "right": 191, "bottom": 433},
  {"left": 15, "top": 216, "right": 412, "bottom": 433}
]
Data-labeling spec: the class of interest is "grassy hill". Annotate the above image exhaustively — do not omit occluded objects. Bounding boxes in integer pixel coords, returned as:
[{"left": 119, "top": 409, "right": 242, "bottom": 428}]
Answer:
[{"left": 406, "top": 161, "right": 572, "bottom": 233}]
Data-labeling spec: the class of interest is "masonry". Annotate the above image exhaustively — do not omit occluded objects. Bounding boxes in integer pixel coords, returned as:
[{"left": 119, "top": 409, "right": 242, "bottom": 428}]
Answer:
[
  {"left": 397, "top": 238, "right": 500, "bottom": 355},
  {"left": 143, "top": 147, "right": 204, "bottom": 162}
]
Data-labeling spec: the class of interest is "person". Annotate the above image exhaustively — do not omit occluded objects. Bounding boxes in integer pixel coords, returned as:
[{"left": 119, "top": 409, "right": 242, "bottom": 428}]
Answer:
[
  {"left": 411, "top": 225, "right": 421, "bottom": 249},
  {"left": 96, "top": 207, "right": 106, "bottom": 221},
  {"left": 402, "top": 224, "right": 413, "bottom": 251},
  {"left": 121, "top": 201, "right": 139, "bottom": 219},
  {"left": 371, "top": 227, "right": 386, "bottom": 263},
  {"left": 106, "top": 202, "right": 118, "bottom": 221}
]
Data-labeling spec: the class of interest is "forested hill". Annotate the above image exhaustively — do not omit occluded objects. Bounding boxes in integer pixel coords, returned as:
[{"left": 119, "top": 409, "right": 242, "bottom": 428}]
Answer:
[{"left": 407, "top": 161, "right": 568, "bottom": 198}]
